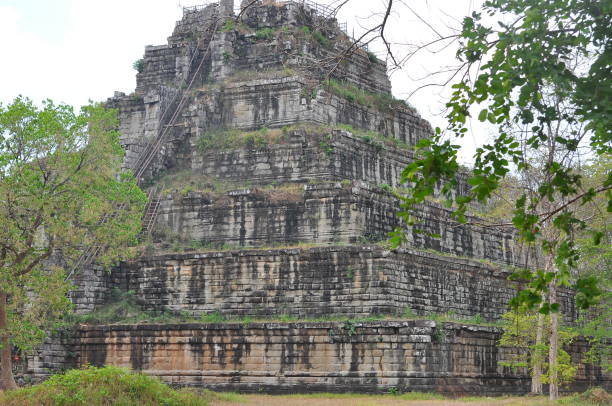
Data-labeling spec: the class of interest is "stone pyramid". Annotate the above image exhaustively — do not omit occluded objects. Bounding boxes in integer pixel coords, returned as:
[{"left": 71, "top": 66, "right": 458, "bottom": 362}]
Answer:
[{"left": 22, "top": 0, "right": 608, "bottom": 395}]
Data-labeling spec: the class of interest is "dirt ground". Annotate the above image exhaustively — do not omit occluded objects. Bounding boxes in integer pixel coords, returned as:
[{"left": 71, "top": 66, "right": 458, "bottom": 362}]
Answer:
[{"left": 210, "top": 394, "right": 565, "bottom": 406}]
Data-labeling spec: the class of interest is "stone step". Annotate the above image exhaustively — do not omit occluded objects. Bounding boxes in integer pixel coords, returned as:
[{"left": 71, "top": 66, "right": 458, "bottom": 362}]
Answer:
[
  {"left": 151, "top": 181, "right": 520, "bottom": 267},
  {"left": 109, "top": 246, "right": 576, "bottom": 322}
]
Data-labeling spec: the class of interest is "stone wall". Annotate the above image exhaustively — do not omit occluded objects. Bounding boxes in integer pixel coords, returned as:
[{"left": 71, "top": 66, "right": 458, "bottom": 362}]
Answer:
[
  {"left": 110, "top": 75, "right": 426, "bottom": 178},
  {"left": 73, "top": 321, "right": 609, "bottom": 395},
  {"left": 68, "top": 264, "right": 110, "bottom": 315},
  {"left": 19, "top": 331, "right": 77, "bottom": 384},
  {"left": 110, "top": 247, "right": 574, "bottom": 322},
  {"left": 107, "top": 1, "right": 425, "bottom": 177},
  {"left": 186, "top": 129, "right": 413, "bottom": 187},
  {"left": 153, "top": 182, "right": 521, "bottom": 266},
  {"left": 186, "top": 79, "right": 429, "bottom": 144},
  {"left": 48, "top": 0, "right": 609, "bottom": 396},
  {"left": 236, "top": 1, "right": 391, "bottom": 94}
]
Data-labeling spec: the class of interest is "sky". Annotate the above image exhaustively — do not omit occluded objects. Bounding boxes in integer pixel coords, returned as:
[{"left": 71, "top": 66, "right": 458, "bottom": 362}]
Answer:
[{"left": 0, "top": 0, "right": 486, "bottom": 162}]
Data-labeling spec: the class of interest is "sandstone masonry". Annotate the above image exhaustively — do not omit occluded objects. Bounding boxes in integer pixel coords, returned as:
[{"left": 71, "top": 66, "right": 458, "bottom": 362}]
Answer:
[{"left": 21, "top": 0, "right": 610, "bottom": 394}]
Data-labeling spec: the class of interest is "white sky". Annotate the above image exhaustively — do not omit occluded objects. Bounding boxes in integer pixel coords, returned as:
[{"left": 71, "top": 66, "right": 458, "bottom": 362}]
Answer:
[{"left": 0, "top": 0, "right": 488, "bottom": 163}]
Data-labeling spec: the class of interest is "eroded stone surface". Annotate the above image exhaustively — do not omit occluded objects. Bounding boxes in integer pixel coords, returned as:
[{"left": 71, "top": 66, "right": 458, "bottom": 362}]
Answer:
[
  {"left": 66, "top": 321, "right": 608, "bottom": 395},
  {"left": 107, "top": 1, "right": 427, "bottom": 178},
  {"left": 110, "top": 247, "right": 574, "bottom": 322},
  {"left": 153, "top": 183, "right": 521, "bottom": 266},
  {"left": 24, "top": 1, "right": 610, "bottom": 393}
]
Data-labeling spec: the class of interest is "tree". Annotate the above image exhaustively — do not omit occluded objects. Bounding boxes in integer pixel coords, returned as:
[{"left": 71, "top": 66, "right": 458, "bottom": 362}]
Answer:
[
  {"left": 0, "top": 97, "right": 146, "bottom": 389},
  {"left": 479, "top": 153, "right": 610, "bottom": 393},
  {"left": 385, "top": 0, "right": 610, "bottom": 399},
  {"left": 573, "top": 156, "right": 612, "bottom": 375},
  {"left": 499, "top": 309, "right": 578, "bottom": 389}
]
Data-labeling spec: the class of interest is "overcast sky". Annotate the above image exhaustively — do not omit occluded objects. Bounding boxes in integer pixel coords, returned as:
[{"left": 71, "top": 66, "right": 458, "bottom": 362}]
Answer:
[{"left": 0, "top": 0, "right": 486, "bottom": 162}]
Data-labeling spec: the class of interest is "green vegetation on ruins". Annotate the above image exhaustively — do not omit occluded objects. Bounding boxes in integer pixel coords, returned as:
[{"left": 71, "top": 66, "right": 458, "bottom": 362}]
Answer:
[
  {"left": 147, "top": 170, "right": 305, "bottom": 202},
  {"left": 254, "top": 27, "right": 276, "bottom": 41},
  {"left": 196, "top": 126, "right": 288, "bottom": 152},
  {"left": 335, "top": 124, "right": 411, "bottom": 150},
  {"left": 324, "top": 79, "right": 415, "bottom": 114},
  {"left": 69, "top": 288, "right": 500, "bottom": 328},
  {"left": 499, "top": 310, "right": 579, "bottom": 387},
  {"left": 194, "top": 123, "right": 411, "bottom": 158}
]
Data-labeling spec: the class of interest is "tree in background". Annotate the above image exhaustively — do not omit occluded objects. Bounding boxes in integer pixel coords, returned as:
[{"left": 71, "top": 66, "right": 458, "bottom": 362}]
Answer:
[
  {"left": 387, "top": 0, "right": 610, "bottom": 399},
  {"left": 574, "top": 156, "right": 612, "bottom": 375},
  {"left": 499, "top": 309, "right": 577, "bottom": 389},
  {"left": 0, "top": 97, "right": 146, "bottom": 389},
  {"left": 479, "top": 154, "right": 610, "bottom": 392}
]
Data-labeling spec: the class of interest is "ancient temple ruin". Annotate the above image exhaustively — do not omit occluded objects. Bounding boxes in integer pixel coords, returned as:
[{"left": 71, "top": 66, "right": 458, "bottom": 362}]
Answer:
[{"left": 21, "top": 0, "right": 609, "bottom": 394}]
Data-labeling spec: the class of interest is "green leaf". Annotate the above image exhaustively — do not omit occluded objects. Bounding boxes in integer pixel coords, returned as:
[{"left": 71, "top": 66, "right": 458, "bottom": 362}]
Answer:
[
  {"left": 478, "top": 109, "right": 488, "bottom": 121},
  {"left": 592, "top": 231, "right": 604, "bottom": 245}
]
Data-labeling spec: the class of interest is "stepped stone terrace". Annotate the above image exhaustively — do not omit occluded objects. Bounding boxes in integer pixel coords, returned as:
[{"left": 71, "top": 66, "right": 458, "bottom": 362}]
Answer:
[{"left": 19, "top": 0, "right": 610, "bottom": 395}]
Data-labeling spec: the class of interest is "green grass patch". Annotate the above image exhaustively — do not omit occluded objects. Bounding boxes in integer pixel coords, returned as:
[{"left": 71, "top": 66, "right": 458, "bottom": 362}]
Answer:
[
  {"left": 325, "top": 79, "right": 413, "bottom": 114},
  {"left": 335, "top": 123, "right": 410, "bottom": 150},
  {"left": 148, "top": 170, "right": 305, "bottom": 209},
  {"left": 396, "top": 391, "right": 446, "bottom": 400},
  {"left": 299, "top": 25, "right": 331, "bottom": 48},
  {"left": 255, "top": 27, "right": 275, "bottom": 40},
  {"left": 312, "top": 30, "right": 330, "bottom": 47},
  {"left": 66, "top": 289, "right": 199, "bottom": 325},
  {"left": 152, "top": 171, "right": 253, "bottom": 197},
  {"left": 221, "top": 19, "right": 235, "bottom": 32},
  {"left": 197, "top": 127, "right": 288, "bottom": 153},
  {"left": 0, "top": 366, "right": 210, "bottom": 406},
  {"left": 200, "top": 311, "right": 226, "bottom": 323}
]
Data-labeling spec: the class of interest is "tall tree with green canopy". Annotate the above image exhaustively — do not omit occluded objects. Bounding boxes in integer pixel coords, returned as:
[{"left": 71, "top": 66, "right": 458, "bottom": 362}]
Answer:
[
  {"left": 0, "top": 97, "right": 146, "bottom": 389},
  {"left": 388, "top": 0, "right": 610, "bottom": 399}
]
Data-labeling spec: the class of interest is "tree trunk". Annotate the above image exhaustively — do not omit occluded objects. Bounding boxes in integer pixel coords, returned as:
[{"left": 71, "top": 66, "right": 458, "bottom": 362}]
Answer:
[
  {"left": 531, "top": 312, "right": 544, "bottom": 394},
  {"left": 0, "top": 291, "right": 17, "bottom": 390},
  {"left": 548, "top": 282, "right": 559, "bottom": 400}
]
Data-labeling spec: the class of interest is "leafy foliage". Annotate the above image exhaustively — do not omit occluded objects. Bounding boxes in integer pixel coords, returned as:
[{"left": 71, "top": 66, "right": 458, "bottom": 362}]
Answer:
[
  {"left": 132, "top": 59, "right": 144, "bottom": 73},
  {"left": 0, "top": 97, "right": 146, "bottom": 379},
  {"left": 499, "top": 310, "right": 577, "bottom": 386},
  {"left": 0, "top": 366, "right": 209, "bottom": 406},
  {"left": 577, "top": 292, "right": 612, "bottom": 372},
  {"left": 395, "top": 0, "right": 611, "bottom": 311}
]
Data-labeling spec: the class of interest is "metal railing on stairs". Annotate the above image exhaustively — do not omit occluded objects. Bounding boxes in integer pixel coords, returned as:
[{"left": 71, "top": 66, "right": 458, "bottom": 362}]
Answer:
[
  {"left": 67, "top": 18, "right": 222, "bottom": 281},
  {"left": 68, "top": 0, "right": 375, "bottom": 281},
  {"left": 140, "top": 187, "right": 162, "bottom": 237},
  {"left": 183, "top": 1, "right": 220, "bottom": 14}
]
